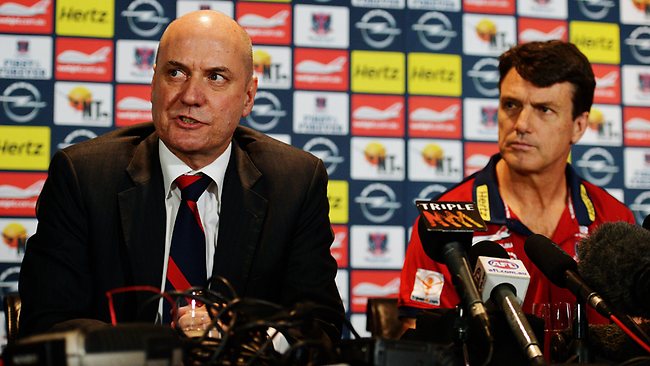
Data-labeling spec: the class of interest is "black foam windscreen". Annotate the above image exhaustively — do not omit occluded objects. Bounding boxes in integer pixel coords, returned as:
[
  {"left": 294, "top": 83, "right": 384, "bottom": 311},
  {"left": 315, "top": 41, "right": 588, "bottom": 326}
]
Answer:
[
  {"left": 577, "top": 221, "right": 650, "bottom": 318},
  {"left": 468, "top": 240, "right": 509, "bottom": 269},
  {"left": 417, "top": 215, "right": 474, "bottom": 263},
  {"left": 524, "top": 233, "right": 577, "bottom": 288},
  {"left": 585, "top": 322, "right": 650, "bottom": 363}
]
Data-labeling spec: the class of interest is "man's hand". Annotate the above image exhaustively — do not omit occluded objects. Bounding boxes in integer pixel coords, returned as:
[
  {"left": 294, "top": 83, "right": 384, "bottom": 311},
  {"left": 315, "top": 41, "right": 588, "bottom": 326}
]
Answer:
[{"left": 174, "top": 303, "right": 221, "bottom": 338}]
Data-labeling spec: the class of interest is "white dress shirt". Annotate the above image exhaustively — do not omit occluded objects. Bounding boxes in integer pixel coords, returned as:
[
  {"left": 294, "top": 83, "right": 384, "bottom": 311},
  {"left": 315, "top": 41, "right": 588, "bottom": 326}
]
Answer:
[{"left": 157, "top": 140, "right": 231, "bottom": 315}]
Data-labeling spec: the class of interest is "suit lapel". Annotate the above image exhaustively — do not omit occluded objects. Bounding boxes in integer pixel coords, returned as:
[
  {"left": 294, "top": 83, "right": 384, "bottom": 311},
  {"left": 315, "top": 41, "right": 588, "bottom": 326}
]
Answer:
[
  {"left": 213, "top": 137, "right": 267, "bottom": 293},
  {"left": 118, "top": 132, "right": 166, "bottom": 316}
]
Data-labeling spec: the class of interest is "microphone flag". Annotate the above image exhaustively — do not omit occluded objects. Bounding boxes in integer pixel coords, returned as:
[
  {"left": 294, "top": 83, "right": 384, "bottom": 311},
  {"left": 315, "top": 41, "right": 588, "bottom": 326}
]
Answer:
[{"left": 415, "top": 200, "right": 488, "bottom": 232}]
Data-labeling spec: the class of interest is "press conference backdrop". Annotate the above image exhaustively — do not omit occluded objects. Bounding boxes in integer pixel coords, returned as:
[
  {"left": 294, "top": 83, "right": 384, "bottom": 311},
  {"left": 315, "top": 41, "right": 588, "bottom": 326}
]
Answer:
[{"left": 1, "top": 0, "right": 650, "bottom": 344}]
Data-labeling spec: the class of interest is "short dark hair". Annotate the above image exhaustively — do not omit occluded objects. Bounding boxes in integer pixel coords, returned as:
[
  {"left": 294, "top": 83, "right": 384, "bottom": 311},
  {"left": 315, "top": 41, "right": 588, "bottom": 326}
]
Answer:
[{"left": 498, "top": 40, "right": 595, "bottom": 119}]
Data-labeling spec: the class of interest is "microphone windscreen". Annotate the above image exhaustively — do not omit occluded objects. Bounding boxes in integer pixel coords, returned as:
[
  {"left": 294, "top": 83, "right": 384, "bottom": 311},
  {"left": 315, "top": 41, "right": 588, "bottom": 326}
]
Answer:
[
  {"left": 524, "top": 234, "right": 577, "bottom": 288},
  {"left": 586, "top": 323, "right": 650, "bottom": 363},
  {"left": 418, "top": 215, "right": 474, "bottom": 263},
  {"left": 577, "top": 221, "right": 650, "bottom": 319},
  {"left": 468, "top": 240, "right": 509, "bottom": 269}
]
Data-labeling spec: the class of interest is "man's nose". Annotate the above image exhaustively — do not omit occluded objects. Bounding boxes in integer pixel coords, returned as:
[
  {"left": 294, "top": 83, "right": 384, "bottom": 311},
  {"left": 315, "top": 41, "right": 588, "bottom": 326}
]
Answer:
[
  {"left": 179, "top": 77, "right": 206, "bottom": 106},
  {"left": 513, "top": 107, "right": 532, "bottom": 134}
]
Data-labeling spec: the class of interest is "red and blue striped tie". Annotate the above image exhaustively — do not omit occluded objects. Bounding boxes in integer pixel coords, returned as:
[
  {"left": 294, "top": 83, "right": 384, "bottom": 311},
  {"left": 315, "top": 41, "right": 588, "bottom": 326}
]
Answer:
[{"left": 163, "top": 174, "right": 211, "bottom": 322}]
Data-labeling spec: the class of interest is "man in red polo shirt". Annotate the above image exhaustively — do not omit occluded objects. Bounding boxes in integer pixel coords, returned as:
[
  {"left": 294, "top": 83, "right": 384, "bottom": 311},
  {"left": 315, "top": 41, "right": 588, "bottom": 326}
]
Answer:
[{"left": 399, "top": 40, "right": 635, "bottom": 334}]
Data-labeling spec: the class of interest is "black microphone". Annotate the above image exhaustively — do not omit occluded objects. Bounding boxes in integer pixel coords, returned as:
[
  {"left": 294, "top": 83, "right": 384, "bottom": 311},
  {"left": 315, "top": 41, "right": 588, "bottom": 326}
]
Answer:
[
  {"left": 576, "top": 221, "right": 650, "bottom": 356},
  {"left": 470, "top": 241, "right": 545, "bottom": 365},
  {"left": 524, "top": 234, "right": 613, "bottom": 318},
  {"left": 525, "top": 232, "right": 650, "bottom": 353},
  {"left": 468, "top": 240, "right": 510, "bottom": 269},
  {"left": 577, "top": 221, "right": 650, "bottom": 319},
  {"left": 417, "top": 216, "right": 493, "bottom": 343}
]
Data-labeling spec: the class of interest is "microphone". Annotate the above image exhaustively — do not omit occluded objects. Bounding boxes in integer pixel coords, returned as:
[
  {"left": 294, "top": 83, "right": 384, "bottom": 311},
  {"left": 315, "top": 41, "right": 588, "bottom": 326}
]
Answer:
[
  {"left": 468, "top": 240, "right": 509, "bottom": 268},
  {"left": 470, "top": 241, "right": 545, "bottom": 365},
  {"left": 576, "top": 221, "right": 650, "bottom": 319},
  {"left": 525, "top": 231, "right": 650, "bottom": 354},
  {"left": 524, "top": 234, "right": 612, "bottom": 318},
  {"left": 469, "top": 241, "right": 529, "bottom": 305},
  {"left": 417, "top": 216, "right": 493, "bottom": 343}
]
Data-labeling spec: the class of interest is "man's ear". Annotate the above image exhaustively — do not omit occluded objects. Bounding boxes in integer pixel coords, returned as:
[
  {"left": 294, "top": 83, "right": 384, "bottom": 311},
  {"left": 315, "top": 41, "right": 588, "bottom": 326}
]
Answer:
[
  {"left": 241, "top": 75, "right": 258, "bottom": 118},
  {"left": 151, "top": 63, "right": 157, "bottom": 100},
  {"left": 571, "top": 110, "right": 589, "bottom": 144}
]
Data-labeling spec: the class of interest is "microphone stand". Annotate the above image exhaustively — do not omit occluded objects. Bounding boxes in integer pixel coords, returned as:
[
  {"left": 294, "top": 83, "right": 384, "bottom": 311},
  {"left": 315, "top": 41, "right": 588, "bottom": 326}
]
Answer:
[
  {"left": 452, "top": 305, "right": 471, "bottom": 366},
  {"left": 571, "top": 301, "right": 592, "bottom": 363},
  {"left": 452, "top": 305, "right": 495, "bottom": 366}
]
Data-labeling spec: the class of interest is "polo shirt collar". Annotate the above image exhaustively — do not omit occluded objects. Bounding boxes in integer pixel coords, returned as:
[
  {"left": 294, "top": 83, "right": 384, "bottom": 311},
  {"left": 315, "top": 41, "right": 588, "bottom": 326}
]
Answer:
[{"left": 472, "top": 153, "right": 595, "bottom": 229}]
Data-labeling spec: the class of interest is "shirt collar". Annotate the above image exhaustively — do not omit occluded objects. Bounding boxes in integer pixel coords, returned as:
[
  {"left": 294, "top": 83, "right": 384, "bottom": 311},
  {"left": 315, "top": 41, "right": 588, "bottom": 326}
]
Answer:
[
  {"left": 472, "top": 153, "right": 594, "bottom": 228},
  {"left": 159, "top": 140, "right": 232, "bottom": 200}
]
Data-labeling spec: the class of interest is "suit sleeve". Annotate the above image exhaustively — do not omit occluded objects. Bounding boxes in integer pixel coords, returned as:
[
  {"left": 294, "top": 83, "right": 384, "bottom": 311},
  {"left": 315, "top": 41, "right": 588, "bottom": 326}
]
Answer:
[
  {"left": 19, "top": 150, "right": 96, "bottom": 336},
  {"left": 281, "top": 158, "right": 344, "bottom": 340}
]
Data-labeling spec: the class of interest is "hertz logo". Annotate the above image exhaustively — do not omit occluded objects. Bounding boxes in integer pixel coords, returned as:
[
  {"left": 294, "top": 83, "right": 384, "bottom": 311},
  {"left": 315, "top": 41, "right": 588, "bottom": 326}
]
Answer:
[
  {"left": 0, "top": 126, "right": 50, "bottom": 170},
  {"left": 570, "top": 21, "right": 620, "bottom": 64},
  {"left": 58, "top": 7, "right": 108, "bottom": 23},
  {"left": 408, "top": 53, "right": 461, "bottom": 96},
  {"left": 351, "top": 50, "right": 404, "bottom": 94},
  {"left": 353, "top": 65, "right": 399, "bottom": 79},
  {"left": 56, "top": 1, "right": 114, "bottom": 38},
  {"left": 328, "top": 180, "right": 349, "bottom": 224},
  {"left": 0, "top": 140, "right": 44, "bottom": 156}
]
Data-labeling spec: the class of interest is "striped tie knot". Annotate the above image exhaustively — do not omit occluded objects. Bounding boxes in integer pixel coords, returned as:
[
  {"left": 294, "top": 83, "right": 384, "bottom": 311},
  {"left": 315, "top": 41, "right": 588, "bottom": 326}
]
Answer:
[{"left": 175, "top": 174, "right": 212, "bottom": 202}]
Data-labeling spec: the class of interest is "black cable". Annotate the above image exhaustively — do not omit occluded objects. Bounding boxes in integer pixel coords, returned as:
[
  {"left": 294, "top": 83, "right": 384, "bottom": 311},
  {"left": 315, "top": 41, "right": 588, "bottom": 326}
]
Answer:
[
  {"left": 617, "top": 356, "right": 650, "bottom": 366},
  {"left": 164, "top": 283, "right": 343, "bottom": 365}
]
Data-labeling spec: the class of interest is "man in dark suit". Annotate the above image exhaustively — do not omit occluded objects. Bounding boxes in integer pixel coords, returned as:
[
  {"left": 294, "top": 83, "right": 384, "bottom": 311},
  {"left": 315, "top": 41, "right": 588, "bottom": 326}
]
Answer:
[{"left": 18, "top": 10, "right": 344, "bottom": 342}]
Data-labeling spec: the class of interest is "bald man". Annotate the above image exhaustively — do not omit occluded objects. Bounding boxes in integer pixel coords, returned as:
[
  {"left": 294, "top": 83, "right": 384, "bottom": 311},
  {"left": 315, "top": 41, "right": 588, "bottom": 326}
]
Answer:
[{"left": 19, "top": 11, "right": 344, "bottom": 341}]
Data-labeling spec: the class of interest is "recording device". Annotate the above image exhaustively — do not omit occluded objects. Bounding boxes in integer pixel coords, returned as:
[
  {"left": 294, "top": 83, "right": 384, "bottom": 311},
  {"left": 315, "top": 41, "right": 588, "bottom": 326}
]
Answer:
[
  {"left": 524, "top": 234, "right": 612, "bottom": 318},
  {"left": 415, "top": 201, "right": 492, "bottom": 343},
  {"left": 469, "top": 241, "right": 545, "bottom": 365},
  {"left": 3, "top": 324, "right": 182, "bottom": 366},
  {"left": 335, "top": 338, "right": 457, "bottom": 366},
  {"left": 577, "top": 221, "right": 650, "bottom": 319}
]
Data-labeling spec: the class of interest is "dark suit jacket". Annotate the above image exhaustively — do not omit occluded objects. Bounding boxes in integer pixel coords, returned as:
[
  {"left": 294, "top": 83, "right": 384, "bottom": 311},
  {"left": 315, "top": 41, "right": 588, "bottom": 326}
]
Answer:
[{"left": 19, "top": 123, "right": 344, "bottom": 339}]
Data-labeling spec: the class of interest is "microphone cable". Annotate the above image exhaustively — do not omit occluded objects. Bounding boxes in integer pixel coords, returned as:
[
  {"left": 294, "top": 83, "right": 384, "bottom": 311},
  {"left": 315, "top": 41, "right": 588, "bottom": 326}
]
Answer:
[{"left": 610, "top": 314, "right": 650, "bottom": 354}]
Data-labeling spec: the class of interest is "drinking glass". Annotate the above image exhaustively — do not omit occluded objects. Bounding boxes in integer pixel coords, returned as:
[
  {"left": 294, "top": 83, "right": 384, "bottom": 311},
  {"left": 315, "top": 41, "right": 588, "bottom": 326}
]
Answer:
[
  {"left": 175, "top": 290, "right": 218, "bottom": 338},
  {"left": 532, "top": 302, "right": 573, "bottom": 363}
]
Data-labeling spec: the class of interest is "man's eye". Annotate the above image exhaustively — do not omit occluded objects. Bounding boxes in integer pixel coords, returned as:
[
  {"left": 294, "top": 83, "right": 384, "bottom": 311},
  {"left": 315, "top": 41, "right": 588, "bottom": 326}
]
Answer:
[
  {"left": 209, "top": 73, "right": 225, "bottom": 81},
  {"left": 169, "top": 69, "right": 184, "bottom": 78}
]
